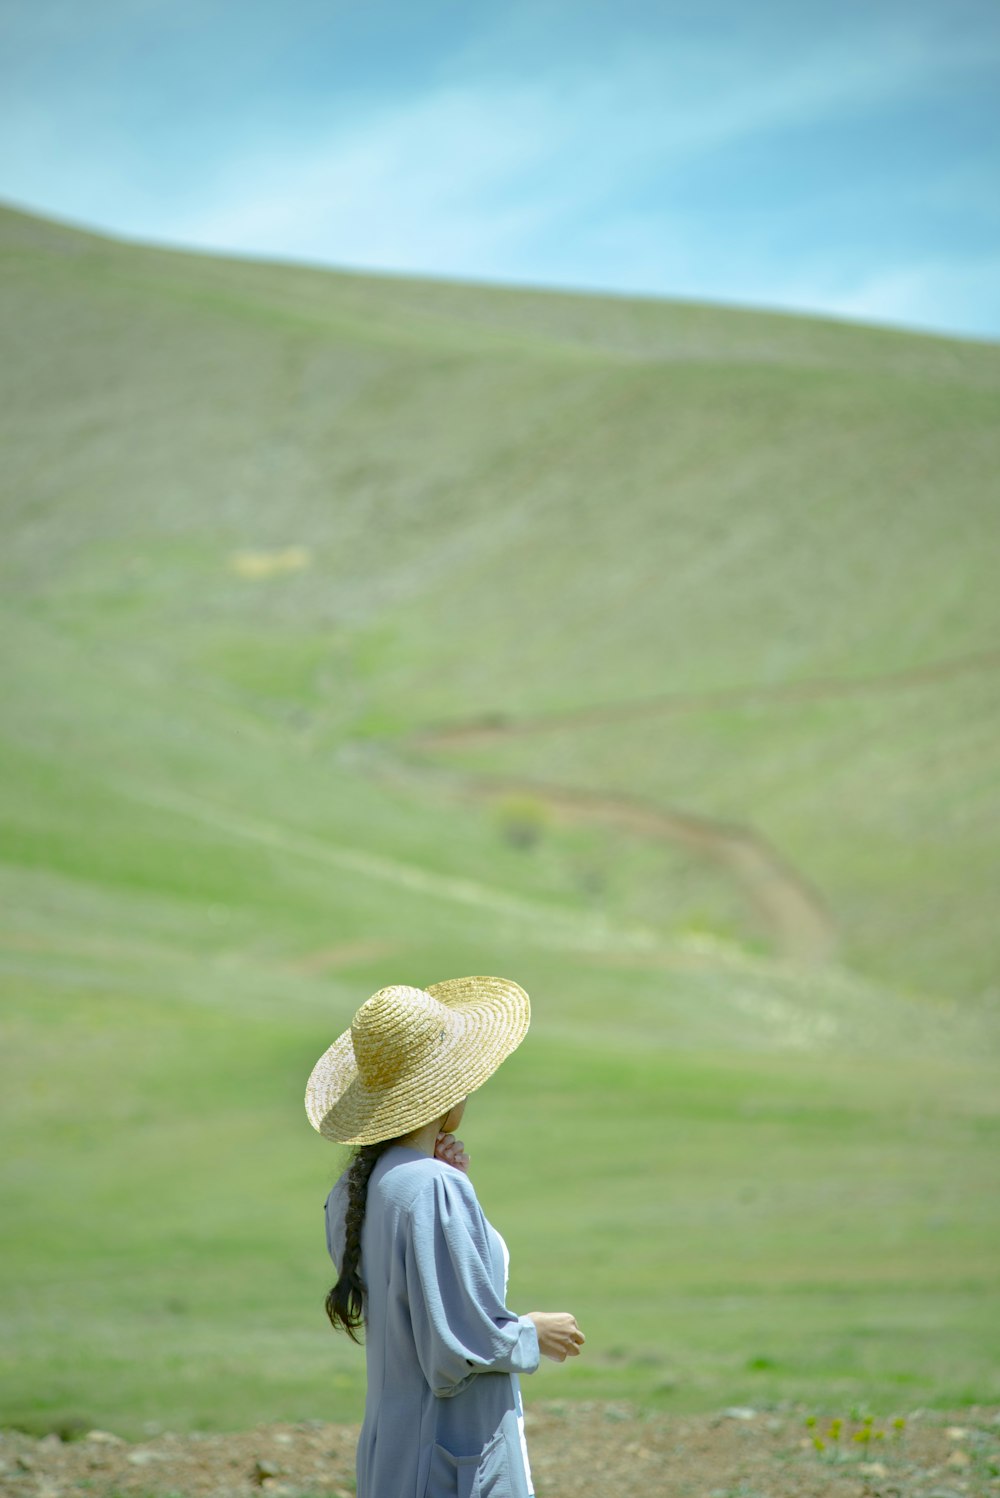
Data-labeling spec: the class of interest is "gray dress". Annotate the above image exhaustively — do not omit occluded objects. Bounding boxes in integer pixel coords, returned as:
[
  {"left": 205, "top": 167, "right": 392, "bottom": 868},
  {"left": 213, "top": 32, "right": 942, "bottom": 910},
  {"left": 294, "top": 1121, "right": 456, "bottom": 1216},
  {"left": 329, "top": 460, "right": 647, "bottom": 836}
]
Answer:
[{"left": 325, "top": 1144, "right": 540, "bottom": 1498}]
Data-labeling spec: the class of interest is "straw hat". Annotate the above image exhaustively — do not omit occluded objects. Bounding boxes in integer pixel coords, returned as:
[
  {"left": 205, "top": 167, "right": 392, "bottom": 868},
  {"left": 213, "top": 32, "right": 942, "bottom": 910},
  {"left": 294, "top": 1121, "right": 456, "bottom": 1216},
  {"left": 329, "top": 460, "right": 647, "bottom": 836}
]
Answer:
[{"left": 305, "top": 975, "right": 530, "bottom": 1145}]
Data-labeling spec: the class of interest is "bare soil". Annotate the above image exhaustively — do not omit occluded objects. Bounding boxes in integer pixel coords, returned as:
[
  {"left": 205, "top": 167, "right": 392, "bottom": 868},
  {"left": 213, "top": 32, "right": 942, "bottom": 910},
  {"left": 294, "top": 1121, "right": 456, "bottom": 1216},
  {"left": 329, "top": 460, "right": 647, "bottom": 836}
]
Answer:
[{"left": 3, "top": 1403, "right": 998, "bottom": 1498}]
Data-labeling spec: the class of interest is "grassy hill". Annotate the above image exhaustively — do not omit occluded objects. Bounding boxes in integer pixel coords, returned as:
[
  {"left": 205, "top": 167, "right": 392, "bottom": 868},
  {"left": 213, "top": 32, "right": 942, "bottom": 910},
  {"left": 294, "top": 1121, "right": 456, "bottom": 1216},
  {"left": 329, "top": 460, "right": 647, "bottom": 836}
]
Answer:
[{"left": 1, "top": 202, "right": 998, "bottom": 1437}]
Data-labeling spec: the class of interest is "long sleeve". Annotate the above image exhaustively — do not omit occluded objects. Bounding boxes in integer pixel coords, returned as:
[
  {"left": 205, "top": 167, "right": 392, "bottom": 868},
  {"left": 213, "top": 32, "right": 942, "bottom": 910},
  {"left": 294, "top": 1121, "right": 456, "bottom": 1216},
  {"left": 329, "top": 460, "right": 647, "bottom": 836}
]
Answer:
[{"left": 403, "top": 1169, "right": 540, "bottom": 1399}]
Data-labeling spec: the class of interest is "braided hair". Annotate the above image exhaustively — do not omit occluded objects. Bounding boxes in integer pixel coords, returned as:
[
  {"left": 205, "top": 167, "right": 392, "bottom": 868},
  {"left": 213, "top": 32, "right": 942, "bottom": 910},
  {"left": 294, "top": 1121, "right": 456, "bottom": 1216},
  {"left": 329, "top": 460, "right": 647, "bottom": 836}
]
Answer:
[{"left": 325, "top": 1135, "right": 404, "bottom": 1341}]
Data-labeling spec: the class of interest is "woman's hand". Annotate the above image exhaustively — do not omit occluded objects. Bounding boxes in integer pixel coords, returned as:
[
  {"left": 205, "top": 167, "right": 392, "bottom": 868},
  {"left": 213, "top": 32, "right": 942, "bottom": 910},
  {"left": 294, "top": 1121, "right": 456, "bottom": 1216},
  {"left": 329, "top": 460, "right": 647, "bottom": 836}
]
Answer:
[
  {"left": 526, "top": 1311, "right": 586, "bottom": 1362},
  {"left": 434, "top": 1131, "right": 470, "bottom": 1174}
]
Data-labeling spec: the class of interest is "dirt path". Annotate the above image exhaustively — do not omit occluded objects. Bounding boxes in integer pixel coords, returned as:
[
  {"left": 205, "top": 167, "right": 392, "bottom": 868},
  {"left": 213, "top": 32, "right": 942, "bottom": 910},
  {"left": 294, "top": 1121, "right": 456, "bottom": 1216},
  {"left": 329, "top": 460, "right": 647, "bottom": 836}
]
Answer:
[
  {"left": 407, "top": 649, "right": 1000, "bottom": 749},
  {"left": 379, "top": 649, "right": 1000, "bottom": 965},
  {"left": 3, "top": 1403, "right": 997, "bottom": 1497},
  {"left": 355, "top": 742, "right": 836, "bottom": 965}
]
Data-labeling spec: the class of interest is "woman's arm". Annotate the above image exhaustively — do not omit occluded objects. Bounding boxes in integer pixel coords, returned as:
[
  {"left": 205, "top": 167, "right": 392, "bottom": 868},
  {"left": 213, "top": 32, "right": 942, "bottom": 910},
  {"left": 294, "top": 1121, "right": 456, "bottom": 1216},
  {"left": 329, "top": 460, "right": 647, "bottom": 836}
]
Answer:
[
  {"left": 404, "top": 1168, "right": 541, "bottom": 1397},
  {"left": 432, "top": 1134, "right": 587, "bottom": 1366}
]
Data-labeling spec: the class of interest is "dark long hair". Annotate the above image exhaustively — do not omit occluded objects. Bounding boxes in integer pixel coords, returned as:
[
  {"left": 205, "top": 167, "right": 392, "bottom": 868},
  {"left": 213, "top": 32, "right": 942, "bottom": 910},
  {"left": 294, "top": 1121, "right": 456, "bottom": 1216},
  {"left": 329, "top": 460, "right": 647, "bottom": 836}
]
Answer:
[{"left": 325, "top": 1136, "right": 404, "bottom": 1341}]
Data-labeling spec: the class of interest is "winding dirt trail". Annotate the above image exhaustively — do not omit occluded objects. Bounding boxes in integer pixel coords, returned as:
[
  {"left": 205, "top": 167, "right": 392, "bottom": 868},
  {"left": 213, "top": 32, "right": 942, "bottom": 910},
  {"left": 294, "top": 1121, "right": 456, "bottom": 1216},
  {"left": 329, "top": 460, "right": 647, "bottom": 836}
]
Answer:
[
  {"left": 373, "top": 649, "right": 997, "bottom": 964},
  {"left": 355, "top": 738, "right": 835, "bottom": 965}
]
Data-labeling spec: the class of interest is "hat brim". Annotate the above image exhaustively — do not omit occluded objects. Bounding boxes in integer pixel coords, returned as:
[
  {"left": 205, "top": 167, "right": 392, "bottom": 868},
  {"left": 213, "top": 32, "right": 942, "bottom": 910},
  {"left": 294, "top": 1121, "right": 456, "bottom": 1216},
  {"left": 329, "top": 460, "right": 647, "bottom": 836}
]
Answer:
[{"left": 305, "top": 975, "right": 530, "bottom": 1145}]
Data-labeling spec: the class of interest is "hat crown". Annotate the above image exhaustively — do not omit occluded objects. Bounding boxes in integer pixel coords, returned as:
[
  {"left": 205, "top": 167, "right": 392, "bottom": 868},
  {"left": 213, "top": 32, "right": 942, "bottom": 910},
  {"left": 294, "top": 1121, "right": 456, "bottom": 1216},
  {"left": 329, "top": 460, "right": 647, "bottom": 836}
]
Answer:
[{"left": 351, "top": 985, "right": 449, "bottom": 1090}]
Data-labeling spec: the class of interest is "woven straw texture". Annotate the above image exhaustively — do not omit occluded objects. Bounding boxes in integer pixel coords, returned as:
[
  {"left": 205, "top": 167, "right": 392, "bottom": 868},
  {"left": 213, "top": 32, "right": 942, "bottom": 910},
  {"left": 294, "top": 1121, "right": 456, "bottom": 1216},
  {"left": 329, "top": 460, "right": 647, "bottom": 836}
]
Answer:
[{"left": 305, "top": 975, "right": 530, "bottom": 1145}]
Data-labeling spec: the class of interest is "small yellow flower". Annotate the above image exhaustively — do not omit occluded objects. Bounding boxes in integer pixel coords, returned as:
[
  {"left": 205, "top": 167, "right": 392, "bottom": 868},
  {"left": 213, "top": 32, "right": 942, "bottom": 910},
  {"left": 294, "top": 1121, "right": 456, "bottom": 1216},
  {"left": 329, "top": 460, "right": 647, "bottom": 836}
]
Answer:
[
  {"left": 829, "top": 1419, "right": 843, "bottom": 1437},
  {"left": 892, "top": 1417, "right": 906, "bottom": 1431},
  {"left": 813, "top": 1436, "right": 826, "bottom": 1451},
  {"left": 805, "top": 1415, "right": 817, "bottom": 1428},
  {"left": 853, "top": 1429, "right": 870, "bottom": 1444},
  {"left": 874, "top": 1430, "right": 885, "bottom": 1441}
]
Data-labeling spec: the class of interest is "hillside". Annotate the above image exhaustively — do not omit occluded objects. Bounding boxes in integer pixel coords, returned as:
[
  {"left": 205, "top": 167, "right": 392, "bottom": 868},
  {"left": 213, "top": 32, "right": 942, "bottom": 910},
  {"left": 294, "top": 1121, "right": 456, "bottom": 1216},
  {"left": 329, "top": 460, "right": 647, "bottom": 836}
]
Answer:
[
  {"left": 0, "top": 203, "right": 998, "bottom": 1436},
  {"left": 3, "top": 202, "right": 997, "bottom": 997}
]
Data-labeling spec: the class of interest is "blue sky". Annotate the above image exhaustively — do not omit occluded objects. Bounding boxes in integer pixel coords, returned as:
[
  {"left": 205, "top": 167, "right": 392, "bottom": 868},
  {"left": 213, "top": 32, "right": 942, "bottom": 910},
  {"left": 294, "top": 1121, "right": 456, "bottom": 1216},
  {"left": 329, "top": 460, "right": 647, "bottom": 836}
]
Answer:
[{"left": 2, "top": 0, "right": 999, "bottom": 339}]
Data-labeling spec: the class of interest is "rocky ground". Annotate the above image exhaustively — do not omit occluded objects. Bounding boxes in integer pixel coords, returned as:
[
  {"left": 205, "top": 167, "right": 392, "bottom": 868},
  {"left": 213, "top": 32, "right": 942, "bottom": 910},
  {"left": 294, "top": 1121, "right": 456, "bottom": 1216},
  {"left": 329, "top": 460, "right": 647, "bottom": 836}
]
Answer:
[{"left": 2, "top": 1404, "right": 998, "bottom": 1498}]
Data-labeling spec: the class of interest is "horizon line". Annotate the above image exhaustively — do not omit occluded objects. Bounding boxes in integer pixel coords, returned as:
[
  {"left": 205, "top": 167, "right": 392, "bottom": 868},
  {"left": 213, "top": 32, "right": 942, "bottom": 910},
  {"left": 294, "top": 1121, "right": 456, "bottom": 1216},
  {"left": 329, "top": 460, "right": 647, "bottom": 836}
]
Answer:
[{"left": 4, "top": 192, "right": 998, "bottom": 351}]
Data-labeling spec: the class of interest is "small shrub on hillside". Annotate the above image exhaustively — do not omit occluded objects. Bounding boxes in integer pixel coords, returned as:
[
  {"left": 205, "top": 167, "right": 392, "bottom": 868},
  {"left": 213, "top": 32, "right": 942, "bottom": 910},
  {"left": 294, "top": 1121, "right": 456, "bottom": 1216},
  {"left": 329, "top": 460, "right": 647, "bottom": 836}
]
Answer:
[{"left": 494, "top": 793, "right": 548, "bottom": 850}]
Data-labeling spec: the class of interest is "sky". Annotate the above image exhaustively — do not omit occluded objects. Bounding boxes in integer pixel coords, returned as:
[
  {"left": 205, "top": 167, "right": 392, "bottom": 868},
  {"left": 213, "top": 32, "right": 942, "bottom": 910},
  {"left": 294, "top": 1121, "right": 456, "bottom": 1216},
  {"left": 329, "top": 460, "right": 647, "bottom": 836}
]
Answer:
[{"left": 2, "top": 0, "right": 999, "bottom": 340}]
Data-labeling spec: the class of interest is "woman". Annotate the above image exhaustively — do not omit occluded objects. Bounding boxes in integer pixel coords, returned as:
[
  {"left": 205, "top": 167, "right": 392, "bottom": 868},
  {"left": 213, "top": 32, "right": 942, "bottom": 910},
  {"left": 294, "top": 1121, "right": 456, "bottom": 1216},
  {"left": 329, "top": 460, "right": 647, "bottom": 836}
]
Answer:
[{"left": 305, "top": 975, "right": 586, "bottom": 1498}]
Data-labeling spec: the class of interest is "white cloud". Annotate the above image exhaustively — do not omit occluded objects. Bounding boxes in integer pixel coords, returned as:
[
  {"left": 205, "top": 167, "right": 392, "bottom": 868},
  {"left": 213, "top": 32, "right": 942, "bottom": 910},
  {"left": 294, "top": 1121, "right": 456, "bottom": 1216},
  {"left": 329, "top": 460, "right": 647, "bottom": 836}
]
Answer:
[
  {"left": 163, "top": 84, "right": 557, "bottom": 271},
  {"left": 777, "top": 259, "right": 1000, "bottom": 338},
  {"left": 160, "top": 22, "right": 972, "bottom": 274}
]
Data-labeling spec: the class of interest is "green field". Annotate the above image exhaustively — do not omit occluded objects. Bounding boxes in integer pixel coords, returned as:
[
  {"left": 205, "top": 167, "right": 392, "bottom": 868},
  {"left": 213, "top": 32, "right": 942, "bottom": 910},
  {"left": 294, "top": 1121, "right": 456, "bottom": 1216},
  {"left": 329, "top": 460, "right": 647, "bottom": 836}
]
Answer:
[{"left": 1, "top": 202, "right": 998, "bottom": 1437}]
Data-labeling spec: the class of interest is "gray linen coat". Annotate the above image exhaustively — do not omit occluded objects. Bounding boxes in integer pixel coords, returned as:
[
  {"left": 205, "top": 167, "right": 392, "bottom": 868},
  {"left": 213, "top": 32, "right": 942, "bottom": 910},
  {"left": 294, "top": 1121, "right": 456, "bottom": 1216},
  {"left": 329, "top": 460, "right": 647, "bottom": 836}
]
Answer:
[{"left": 325, "top": 1144, "right": 540, "bottom": 1498}]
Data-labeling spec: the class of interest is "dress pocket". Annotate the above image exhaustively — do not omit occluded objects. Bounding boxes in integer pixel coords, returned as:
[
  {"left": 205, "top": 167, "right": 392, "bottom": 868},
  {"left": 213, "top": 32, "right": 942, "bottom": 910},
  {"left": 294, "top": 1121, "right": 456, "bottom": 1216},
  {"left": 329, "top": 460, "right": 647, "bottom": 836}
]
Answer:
[{"left": 426, "top": 1423, "right": 515, "bottom": 1498}]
